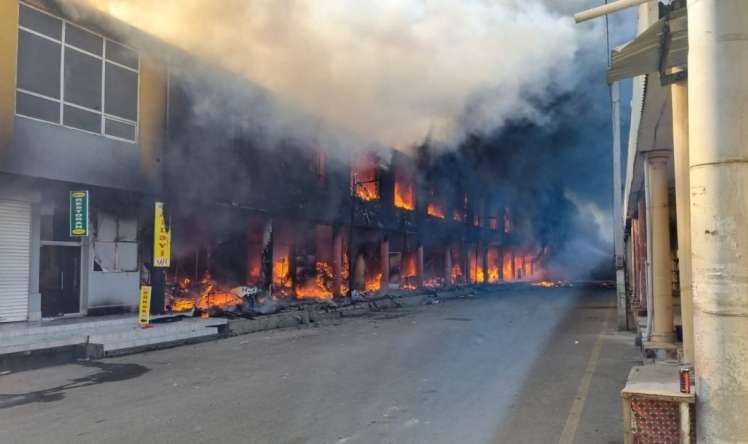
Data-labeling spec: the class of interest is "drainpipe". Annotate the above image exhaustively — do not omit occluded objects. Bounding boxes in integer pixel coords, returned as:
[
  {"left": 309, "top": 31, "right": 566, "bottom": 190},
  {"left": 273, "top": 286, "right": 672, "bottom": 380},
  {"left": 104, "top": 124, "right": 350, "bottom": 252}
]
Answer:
[
  {"left": 689, "top": 1, "right": 748, "bottom": 439},
  {"left": 645, "top": 152, "right": 674, "bottom": 344},
  {"left": 671, "top": 78, "right": 694, "bottom": 364}
]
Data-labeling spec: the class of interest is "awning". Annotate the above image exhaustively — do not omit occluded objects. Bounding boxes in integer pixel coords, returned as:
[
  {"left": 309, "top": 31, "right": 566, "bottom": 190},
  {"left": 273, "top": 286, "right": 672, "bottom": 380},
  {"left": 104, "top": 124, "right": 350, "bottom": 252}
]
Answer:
[{"left": 607, "top": 7, "right": 687, "bottom": 83}]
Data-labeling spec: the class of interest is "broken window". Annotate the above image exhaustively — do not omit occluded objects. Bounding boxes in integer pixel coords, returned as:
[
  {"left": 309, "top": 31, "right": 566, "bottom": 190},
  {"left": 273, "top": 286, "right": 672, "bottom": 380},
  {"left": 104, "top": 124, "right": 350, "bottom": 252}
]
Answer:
[
  {"left": 93, "top": 211, "right": 138, "bottom": 272},
  {"left": 351, "top": 153, "right": 380, "bottom": 201}
]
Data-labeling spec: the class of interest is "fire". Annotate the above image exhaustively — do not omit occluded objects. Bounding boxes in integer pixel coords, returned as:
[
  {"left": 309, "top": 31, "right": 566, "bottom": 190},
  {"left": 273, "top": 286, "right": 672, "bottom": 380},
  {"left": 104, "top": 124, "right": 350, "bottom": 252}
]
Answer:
[
  {"left": 365, "top": 272, "right": 382, "bottom": 292},
  {"left": 341, "top": 249, "right": 350, "bottom": 296},
  {"left": 427, "top": 202, "right": 445, "bottom": 219},
  {"left": 166, "top": 273, "right": 245, "bottom": 314},
  {"left": 476, "top": 266, "right": 485, "bottom": 283},
  {"left": 295, "top": 262, "right": 334, "bottom": 300},
  {"left": 401, "top": 252, "right": 418, "bottom": 289},
  {"left": 532, "top": 280, "right": 564, "bottom": 288},
  {"left": 272, "top": 250, "right": 293, "bottom": 295},
  {"left": 351, "top": 155, "right": 380, "bottom": 201},
  {"left": 487, "top": 247, "right": 500, "bottom": 283},
  {"left": 451, "top": 263, "right": 462, "bottom": 283},
  {"left": 423, "top": 277, "right": 443, "bottom": 288},
  {"left": 394, "top": 180, "right": 415, "bottom": 211},
  {"left": 503, "top": 250, "right": 513, "bottom": 281}
]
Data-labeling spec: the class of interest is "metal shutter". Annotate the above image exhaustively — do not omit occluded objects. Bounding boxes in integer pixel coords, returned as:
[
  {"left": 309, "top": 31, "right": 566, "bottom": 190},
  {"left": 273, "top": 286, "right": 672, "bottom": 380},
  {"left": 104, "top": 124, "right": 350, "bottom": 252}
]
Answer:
[{"left": 0, "top": 200, "right": 31, "bottom": 322}]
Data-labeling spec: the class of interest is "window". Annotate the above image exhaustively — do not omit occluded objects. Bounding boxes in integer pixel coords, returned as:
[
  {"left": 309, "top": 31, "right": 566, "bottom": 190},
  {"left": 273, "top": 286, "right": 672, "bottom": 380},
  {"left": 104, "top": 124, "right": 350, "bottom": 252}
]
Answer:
[
  {"left": 351, "top": 153, "right": 380, "bottom": 201},
  {"left": 15, "top": 3, "right": 139, "bottom": 142},
  {"left": 93, "top": 212, "right": 138, "bottom": 272},
  {"left": 489, "top": 207, "right": 499, "bottom": 230}
]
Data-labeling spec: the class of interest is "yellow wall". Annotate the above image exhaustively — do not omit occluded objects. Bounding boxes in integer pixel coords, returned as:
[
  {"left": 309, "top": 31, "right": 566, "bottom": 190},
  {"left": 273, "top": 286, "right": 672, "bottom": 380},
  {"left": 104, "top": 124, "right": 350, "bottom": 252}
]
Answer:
[
  {"left": 138, "top": 57, "right": 167, "bottom": 191},
  {"left": 0, "top": 1, "right": 19, "bottom": 154}
]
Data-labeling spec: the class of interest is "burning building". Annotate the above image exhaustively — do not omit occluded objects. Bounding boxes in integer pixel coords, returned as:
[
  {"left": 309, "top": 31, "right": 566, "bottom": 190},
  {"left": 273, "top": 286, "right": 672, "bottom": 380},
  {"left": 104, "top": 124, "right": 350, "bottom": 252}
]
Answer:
[{"left": 0, "top": 0, "right": 550, "bottom": 326}]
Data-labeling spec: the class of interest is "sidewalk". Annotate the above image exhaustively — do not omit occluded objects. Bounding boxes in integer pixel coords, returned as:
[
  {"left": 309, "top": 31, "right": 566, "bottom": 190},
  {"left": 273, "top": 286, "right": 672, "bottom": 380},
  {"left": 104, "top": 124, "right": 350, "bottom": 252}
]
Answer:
[{"left": 0, "top": 315, "right": 226, "bottom": 371}]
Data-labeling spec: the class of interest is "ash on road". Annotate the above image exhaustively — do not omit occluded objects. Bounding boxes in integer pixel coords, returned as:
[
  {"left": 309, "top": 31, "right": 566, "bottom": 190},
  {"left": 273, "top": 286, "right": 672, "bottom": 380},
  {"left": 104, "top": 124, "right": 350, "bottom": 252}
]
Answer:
[{"left": 0, "top": 287, "right": 638, "bottom": 444}]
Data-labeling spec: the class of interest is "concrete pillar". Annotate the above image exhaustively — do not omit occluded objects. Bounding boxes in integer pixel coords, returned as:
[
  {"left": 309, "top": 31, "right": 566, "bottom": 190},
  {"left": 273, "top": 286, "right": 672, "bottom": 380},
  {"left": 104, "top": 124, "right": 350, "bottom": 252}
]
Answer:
[
  {"left": 671, "top": 79, "right": 694, "bottom": 364},
  {"left": 416, "top": 245, "right": 424, "bottom": 288},
  {"left": 380, "top": 238, "right": 390, "bottom": 291},
  {"left": 510, "top": 250, "right": 516, "bottom": 281},
  {"left": 444, "top": 246, "right": 452, "bottom": 286},
  {"left": 689, "top": 2, "right": 748, "bottom": 439},
  {"left": 645, "top": 153, "right": 674, "bottom": 344},
  {"left": 498, "top": 245, "right": 504, "bottom": 281},
  {"left": 260, "top": 218, "right": 273, "bottom": 294},
  {"left": 332, "top": 228, "right": 343, "bottom": 297},
  {"left": 354, "top": 254, "right": 366, "bottom": 291}
]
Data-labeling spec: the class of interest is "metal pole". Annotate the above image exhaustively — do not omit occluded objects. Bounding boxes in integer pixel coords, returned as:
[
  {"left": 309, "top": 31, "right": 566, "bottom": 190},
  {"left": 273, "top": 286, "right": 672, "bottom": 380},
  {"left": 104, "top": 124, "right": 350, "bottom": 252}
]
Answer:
[
  {"left": 574, "top": 0, "right": 656, "bottom": 23},
  {"left": 612, "top": 81, "right": 627, "bottom": 330},
  {"left": 689, "top": 1, "right": 748, "bottom": 440},
  {"left": 671, "top": 79, "right": 694, "bottom": 364}
]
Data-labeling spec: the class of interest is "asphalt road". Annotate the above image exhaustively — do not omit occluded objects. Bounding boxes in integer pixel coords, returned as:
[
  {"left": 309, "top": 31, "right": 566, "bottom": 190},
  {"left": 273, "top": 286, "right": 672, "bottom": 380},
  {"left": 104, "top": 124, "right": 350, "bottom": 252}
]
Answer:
[{"left": 0, "top": 287, "right": 639, "bottom": 444}]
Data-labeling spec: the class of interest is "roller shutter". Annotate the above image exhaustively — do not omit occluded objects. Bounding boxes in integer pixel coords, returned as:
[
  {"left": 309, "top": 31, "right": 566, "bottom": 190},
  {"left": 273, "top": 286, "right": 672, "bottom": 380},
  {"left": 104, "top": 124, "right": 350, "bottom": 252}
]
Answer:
[{"left": 0, "top": 199, "right": 32, "bottom": 322}]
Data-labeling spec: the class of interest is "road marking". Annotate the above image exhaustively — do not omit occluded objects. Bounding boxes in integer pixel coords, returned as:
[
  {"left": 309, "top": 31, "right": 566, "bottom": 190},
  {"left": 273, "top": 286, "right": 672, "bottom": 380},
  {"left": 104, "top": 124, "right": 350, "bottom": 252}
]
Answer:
[{"left": 558, "top": 309, "right": 610, "bottom": 444}]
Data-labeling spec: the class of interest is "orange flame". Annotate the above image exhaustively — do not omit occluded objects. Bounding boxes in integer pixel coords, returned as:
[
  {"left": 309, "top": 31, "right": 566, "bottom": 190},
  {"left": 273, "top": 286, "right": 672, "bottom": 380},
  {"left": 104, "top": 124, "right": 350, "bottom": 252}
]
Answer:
[
  {"left": 427, "top": 202, "right": 445, "bottom": 219},
  {"left": 401, "top": 252, "right": 418, "bottom": 290},
  {"left": 451, "top": 263, "right": 462, "bottom": 283},
  {"left": 365, "top": 272, "right": 383, "bottom": 292},
  {"left": 295, "top": 262, "right": 334, "bottom": 300},
  {"left": 351, "top": 155, "right": 380, "bottom": 201},
  {"left": 394, "top": 180, "right": 415, "bottom": 211},
  {"left": 167, "top": 273, "right": 245, "bottom": 314}
]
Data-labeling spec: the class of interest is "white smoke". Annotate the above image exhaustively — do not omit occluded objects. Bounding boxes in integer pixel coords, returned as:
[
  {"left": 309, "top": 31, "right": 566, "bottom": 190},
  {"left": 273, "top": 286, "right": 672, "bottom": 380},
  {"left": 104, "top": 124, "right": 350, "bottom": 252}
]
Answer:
[{"left": 76, "top": 0, "right": 606, "bottom": 151}]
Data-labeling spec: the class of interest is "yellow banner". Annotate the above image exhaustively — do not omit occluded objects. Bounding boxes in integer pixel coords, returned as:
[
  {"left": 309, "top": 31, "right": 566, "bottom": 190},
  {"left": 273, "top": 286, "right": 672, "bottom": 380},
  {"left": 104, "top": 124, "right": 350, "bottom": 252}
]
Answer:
[
  {"left": 153, "top": 202, "right": 171, "bottom": 267},
  {"left": 138, "top": 286, "right": 152, "bottom": 326}
]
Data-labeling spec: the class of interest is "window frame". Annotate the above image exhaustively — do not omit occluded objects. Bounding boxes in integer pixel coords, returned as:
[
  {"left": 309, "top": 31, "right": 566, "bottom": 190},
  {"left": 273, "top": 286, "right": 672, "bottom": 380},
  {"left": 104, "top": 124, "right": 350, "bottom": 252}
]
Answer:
[{"left": 15, "top": 2, "right": 140, "bottom": 143}]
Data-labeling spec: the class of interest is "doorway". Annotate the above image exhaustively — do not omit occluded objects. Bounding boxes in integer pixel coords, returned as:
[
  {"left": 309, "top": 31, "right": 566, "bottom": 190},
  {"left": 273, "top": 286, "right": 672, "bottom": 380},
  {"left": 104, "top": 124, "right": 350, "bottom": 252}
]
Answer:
[{"left": 40, "top": 245, "right": 81, "bottom": 317}]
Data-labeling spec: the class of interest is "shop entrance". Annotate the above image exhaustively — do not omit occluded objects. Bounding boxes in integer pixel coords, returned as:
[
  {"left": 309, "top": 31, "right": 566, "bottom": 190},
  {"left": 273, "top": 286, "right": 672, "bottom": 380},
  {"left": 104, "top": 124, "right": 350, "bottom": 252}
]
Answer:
[{"left": 40, "top": 245, "right": 81, "bottom": 317}]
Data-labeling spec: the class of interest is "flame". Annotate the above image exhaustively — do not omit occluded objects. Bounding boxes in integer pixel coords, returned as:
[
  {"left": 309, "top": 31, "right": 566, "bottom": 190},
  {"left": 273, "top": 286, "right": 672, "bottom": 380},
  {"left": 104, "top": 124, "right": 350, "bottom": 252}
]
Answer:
[
  {"left": 272, "top": 251, "right": 293, "bottom": 293},
  {"left": 451, "top": 262, "right": 462, "bottom": 283},
  {"left": 423, "top": 277, "right": 443, "bottom": 288},
  {"left": 341, "top": 249, "right": 350, "bottom": 296},
  {"left": 476, "top": 266, "right": 485, "bottom": 283},
  {"left": 365, "top": 272, "right": 382, "bottom": 292},
  {"left": 427, "top": 202, "right": 445, "bottom": 219},
  {"left": 351, "top": 155, "right": 380, "bottom": 201},
  {"left": 487, "top": 248, "right": 500, "bottom": 283},
  {"left": 394, "top": 180, "right": 415, "bottom": 211},
  {"left": 167, "top": 273, "right": 245, "bottom": 314},
  {"left": 532, "top": 280, "right": 564, "bottom": 288},
  {"left": 401, "top": 252, "right": 418, "bottom": 290},
  {"left": 295, "top": 262, "right": 334, "bottom": 300},
  {"left": 503, "top": 250, "right": 513, "bottom": 281}
]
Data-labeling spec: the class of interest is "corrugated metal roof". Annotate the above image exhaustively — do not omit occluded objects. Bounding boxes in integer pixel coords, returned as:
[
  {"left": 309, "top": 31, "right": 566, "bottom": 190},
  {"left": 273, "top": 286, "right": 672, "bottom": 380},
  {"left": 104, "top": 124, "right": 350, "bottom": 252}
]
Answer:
[{"left": 608, "top": 7, "right": 687, "bottom": 83}]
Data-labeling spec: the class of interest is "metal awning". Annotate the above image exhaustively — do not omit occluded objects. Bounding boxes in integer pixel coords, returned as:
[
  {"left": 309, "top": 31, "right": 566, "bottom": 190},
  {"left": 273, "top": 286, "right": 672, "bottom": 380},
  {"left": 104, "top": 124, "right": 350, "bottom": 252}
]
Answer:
[{"left": 607, "top": 7, "right": 687, "bottom": 83}]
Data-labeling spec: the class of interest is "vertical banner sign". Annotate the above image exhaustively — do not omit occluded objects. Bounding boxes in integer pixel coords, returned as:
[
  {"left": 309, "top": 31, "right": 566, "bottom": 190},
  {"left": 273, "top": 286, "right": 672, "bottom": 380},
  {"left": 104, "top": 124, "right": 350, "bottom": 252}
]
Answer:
[
  {"left": 153, "top": 202, "right": 171, "bottom": 267},
  {"left": 69, "top": 191, "right": 89, "bottom": 237},
  {"left": 138, "top": 286, "right": 152, "bottom": 326}
]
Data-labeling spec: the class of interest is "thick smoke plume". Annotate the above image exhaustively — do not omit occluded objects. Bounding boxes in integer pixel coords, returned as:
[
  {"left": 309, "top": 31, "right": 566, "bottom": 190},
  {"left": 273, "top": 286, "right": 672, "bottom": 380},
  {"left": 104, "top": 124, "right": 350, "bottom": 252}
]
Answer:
[
  {"left": 70, "top": 0, "right": 636, "bottom": 280},
  {"left": 75, "top": 0, "right": 599, "bottom": 150}
]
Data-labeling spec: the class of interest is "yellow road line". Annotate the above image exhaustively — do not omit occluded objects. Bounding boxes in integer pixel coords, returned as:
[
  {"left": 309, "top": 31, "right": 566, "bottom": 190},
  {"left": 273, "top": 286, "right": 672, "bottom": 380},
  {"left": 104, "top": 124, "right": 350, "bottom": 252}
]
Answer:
[{"left": 558, "top": 309, "right": 611, "bottom": 444}]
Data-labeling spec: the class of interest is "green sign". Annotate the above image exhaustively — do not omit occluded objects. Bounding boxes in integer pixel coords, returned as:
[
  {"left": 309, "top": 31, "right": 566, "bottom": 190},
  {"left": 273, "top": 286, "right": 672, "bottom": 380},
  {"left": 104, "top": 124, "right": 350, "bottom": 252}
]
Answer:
[{"left": 69, "top": 191, "right": 89, "bottom": 237}]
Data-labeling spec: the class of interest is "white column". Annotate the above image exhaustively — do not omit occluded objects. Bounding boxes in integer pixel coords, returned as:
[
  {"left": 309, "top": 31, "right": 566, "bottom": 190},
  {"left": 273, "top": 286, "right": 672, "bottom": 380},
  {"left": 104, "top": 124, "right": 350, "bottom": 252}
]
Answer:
[
  {"left": 645, "top": 153, "right": 674, "bottom": 344},
  {"left": 689, "top": 1, "right": 748, "bottom": 440}
]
